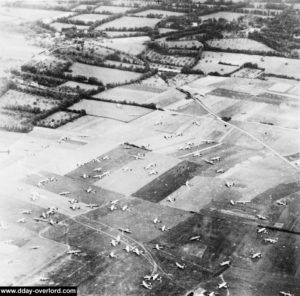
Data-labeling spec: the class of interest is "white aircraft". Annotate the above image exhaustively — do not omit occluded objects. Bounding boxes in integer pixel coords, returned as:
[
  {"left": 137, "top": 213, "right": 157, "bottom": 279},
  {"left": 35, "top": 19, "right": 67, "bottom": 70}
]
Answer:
[
  {"left": 144, "top": 163, "right": 156, "bottom": 170},
  {"left": 154, "top": 244, "right": 163, "bottom": 250},
  {"left": 111, "top": 200, "right": 119, "bottom": 205},
  {"left": 144, "top": 275, "right": 152, "bottom": 281},
  {"left": 276, "top": 199, "right": 287, "bottom": 206},
  {"left": 216, "top": 169, "right": 225, "bottom": 173},
  {"left": 279, "top": 292, "right": 294, "bottom": 296},
  {"left": 109, "top": 204, "right": 117, "bottom": 211},
  {"left": 109, "top": 251, "right": 117, "bottom": 258},
  {"left": 116, "top": 103, "right": 123, "bottom": 109},
  {"left": 185, "top": 180, "right": 191, "bottom": 188},
  {"left": 93, "top": 167, "right": 102, "bottom": 172},
  {"left": 132, "top": 247, "right": 142, "bottom": 256},
  {"left": 102, "top": 156, "right": 110, "bottom": 160},
  {"left": 218, "top": 282, "right": 228, "bottom": 289},
  {"left": 148, "top": 170, "right": 158, "bottom": 176},
  {"left": 230, "top": 200, "right": 235, "bottom": 206},
  {"left": 132, "top": 154, "right": 145, "bottom": 160},
  {"left": 211, "top": 156, "right": 221, "bottom": 161},
  {"left": 122, "top": 205, "right": 129, "bottom": 211},
  {"left": 111, "top": 239, "right": 118, "bottom": 247},
  {"left": 264, "top": 238, "right": 278, "bottom": 244},
  {"left": 256, "top": 214, "right": 267, "bottom": 220},
  {"left": 140, "top": 281, "right": 152, "bottom": 290},
  {"left": 235, "top": 200, "right": 251, "bottom": 205},
  {"left": 190, "top": 236, "right": 201, "bottom": 241},
  {"left": 153, "top": 218, "right": 161, "bottom": 224},
  {"left": 193, "top": 151, "right": 202, "bottom": 157},
  {"left": 70, "top": 204, "right": 80, "bottom": 211},
  {"left": 17, "top": 218, "right": 26, "bottom": 223},
  {"left": 251, "top": 252, "right": 262, "bottom": 259},
  {"left": 49, "top": 176, "right": 57, "bottom": 182},
  {"left": 257, "top": 227, "right": 267, "bottom": 234},
  {"left": 220, "top": 260, "right": 231, "bottom": 266},
  {"left": 225, "top": 181, "right": 234, "bottom": 188},
  {"left": 82, "top": 173, "right": 89, "bottom": 179},
  {"left": 176, "top": 262, "right": 185, "bottom": 269},
  {"left": 119, "top": 228, "right": 131, "bottom": 233},
  {"left": 115, "top": 235, "right": 121, "bottom": 243},
  {"left": 204, "top": 159, "right": 214, "bottom": 165},
  {"left": 47, "top": 206, "right": 58, "bottom": 214},
  {"left": 160, "top": 225, "right": 169, "bottom": 232},
  {"left": 94, "top": 171, "right": 110, "bottom": 179},
  {"left": 48, "top": 219, "right": 57, "bottom": 225},
  {"left": 68, "top": 199, "right": 79, "bottom": 204},
  {"left": 30, "top": 192, "right": 40, "bottom": 201},
  {"left": 167, "top": 196, "right": 175, "bottom": 203},
  {"left": 67, "top": 249, "right": 81, "bottom": 255},
  {"left": 86, "top": 204, "right": 99, "bottom": 209},
  {"left": 59, "top": 191, "right": 71, "bottom": 196},
  {"left": 21, "top": 210, "right": 32, "bottom": 215},
  {"left": 86, "top": 187, "right": 95, "bottom": 194},
  {"left": 124, "top": 245, "right": 132, "bottom": 253}
]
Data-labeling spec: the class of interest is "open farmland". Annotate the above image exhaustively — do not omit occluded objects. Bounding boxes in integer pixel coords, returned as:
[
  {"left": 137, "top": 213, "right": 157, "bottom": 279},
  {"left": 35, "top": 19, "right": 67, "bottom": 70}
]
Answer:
[
  {"left": 67, "top": 62, "right": 143, "bottom": 85},
  {"left": 59, "top": 81, "right": 100, "bottom": 91},
  {"left": 194, "top": 51, "right": 300, "bottom": 78},
  {"left": 72, "top": 4, "right": 96, "bottom": 12},
  {"left": 199, "top": 12, "right": 245, "bottom": 21},
  {"left": 68, "top": 13, "right": 111, "bottom": 24},
  {"left": 207, "top": 38, "right": 276, "bottom": 52},
  {"left": 94, "top": 5, "right": 132, "bottom": 14},
  {"left": 0, "top": 90, "right": 60, "bottom": 112},
  {"left": 69, "top": 100, "right": 153, "bottom": 122},
  {"left": 134, "top": 9, "right": 184, "bottom": 18},
  {"left": 146, "top": 50, "right": 195, "bottom": 67},
  {"left": 49, "top": 22, "right": 89, "bottom": 32},
  {"left": 99, "top": 36, "right": 150, "bottom": 55},
  {"left": 95, "top": 16, "right": 161, "bottom": 30},
  {"left": 157, "top": 38, "right": 203, "bottom": 49}
]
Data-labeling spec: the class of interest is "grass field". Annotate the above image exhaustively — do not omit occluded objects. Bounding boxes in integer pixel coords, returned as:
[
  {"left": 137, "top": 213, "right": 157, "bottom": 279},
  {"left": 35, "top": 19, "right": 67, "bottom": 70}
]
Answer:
[
  {"left": 199, "top": 12, "right": 245, "bottom": 21},
  {"left": 134, "top": 9, "right": 184, "bottom": 17},
  {"left": 99, "top": 36, "right": 150, "bottom": 55},
  {"left": 69, "top": 100, "right": 153, "bottom": 122},
  {"left": 207, "top": 38, "right": 275, "bottom": 52},
  {"left": 68, "top": 13, "right": 111, "bottom": 24},
  {"left": 50, "top": 22, "right": 89, "bottom": 32},
  {"left": 72, "top": 4, "right": 96, "bottom": 12},
  {"left": 59, "top": 81, "right": 99, "bottom": 91},
  {"left": 94, "top": 5, "right": 132, "bottom": 14},
  {"left": 96, "top": 16, "right": 161, "bottom": 30},
  {"left": 68, "top": 62, "right": 143, "bottom": 85}
]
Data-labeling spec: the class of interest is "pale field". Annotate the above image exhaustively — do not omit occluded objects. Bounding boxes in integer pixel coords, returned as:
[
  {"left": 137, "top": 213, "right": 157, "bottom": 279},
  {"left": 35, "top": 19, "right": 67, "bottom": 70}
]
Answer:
[
  {"left": 69, "top": 13, "right": 111, "bottom": 24},
  {"left": 72, "top": 4, "right": 96, "bottom": 12},
  {"left": 94, "top": 152, "right": 181, "bottom": 195},
  {"left": 50, "top": 22, "right": 89, "bottom": 32},
  {"left": 167, "top": 74, "right": 200, "bottom": 88},
  {"left": 68, "top": 62, "right": 143, "bottom": 84},
  {"left": 199, "top": 12, "right": 245, "bottom": 21},
  {"left": 104, "top": 31, "right": 144, "bottom": 37},
  {"left": 134, "top": 9, "right": 184, "bottom": 17},
  {"left": 69, "top": 99, "right": 152, "bottom": 122},
  {"left": 98, "top": 36, "right": 150, "bottom": 55},
  {"left": 94, "top": 5, "right": 132, "bottom": 14},
  {"left": 150, "top": 88, "right": 187, "bottom": 108},
  {"left": 194, "top": 51, "right": 300, "bottom": 79},
  {"left": 93, "top": 86, "right": 157, "bottom": 104},
  {"left": 207, "top": 38, "right": 275, "bottom": 52},
  {"left": 95, "top": 16, "right": 161, "bottom": 30},
  {"left": 140, "top": 74, "right": 169, "bottom": 90},
  {"left": 0, "top": 90, "right": 60, "bottom": 112},
  {"left": 158, "top": 28, "right": 177, "bottom": 34},
  {"left": 59, "top": 81, "right": 99, "bottom": 91}
]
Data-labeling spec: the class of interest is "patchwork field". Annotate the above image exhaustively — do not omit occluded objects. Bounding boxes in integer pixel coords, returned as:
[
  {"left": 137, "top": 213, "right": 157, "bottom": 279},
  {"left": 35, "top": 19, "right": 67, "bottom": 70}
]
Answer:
[
  {"left": 94, "top": 5, "right": 132, "bottom": 14},
  {"left": 67, "top": 62, "right": 143, "bottom": 85},
  {"left": 68, "top": 13, "right": 111, "bottom": 24},
  {"left": 99, "top": 36, "right": 150, "bottom": 55},
  {"left": 157, "top": 38, "right": 203, "bottom": 49},
  {"left": 69, "top": 100, "right": 153, "bottom": 122},
  {"left": 95, "top": 16, "right": 161, "bottom": 30},
  {"left": 134, "top": 9, "right": 184, "bottom": 18},
  {"left": 49, "top": 22, "right": 89, "bottom": 32},
  {"left": 207, "top": 38, "right": 275, "bottom": 52}
]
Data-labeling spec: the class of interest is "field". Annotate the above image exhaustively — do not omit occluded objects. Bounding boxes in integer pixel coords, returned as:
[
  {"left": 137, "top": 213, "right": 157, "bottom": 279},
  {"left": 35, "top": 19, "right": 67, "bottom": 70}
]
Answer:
[
  {"left": 36, "top": 111, "right": 82, "bottom": 129},
  {"left": 49, "top": 22, "right": 89, "bottom": 32},
  {"left": 193, "top": 51, "right": 300, "bottom": 78},
  {"left": 207, "top": 38, "right": 275, "bottom": 52},
  {"left": 199, "top": 12, "right": 245, "bottom": 21},
  {"left": 69, "top": 100, "right": 153, "bottom": 122},
  {"left": 0, "top": 90, "right": 60, "bottom": 112},
  {"left": 104, "top": 31, "right": 145, "bottom": 37},
  {"left": 157, "top": 38, "right": 203, "bottom": 49},
  {"left": 145, "top": 50, "right": 195, "bottom": 67},
  {"left": 72, "top": 4, "right": 96, "bottom": 12},
  {"left": 99, "top": 36, "right": 150, "bottom": 55},
  {"left": 59, "top": 81, "right": 100, "bottom": 91},
  {"left": 95, "top": 16, "right": 161, "bottom": 30},
  {"left": 92, "top": 86, "right": 157, "bottom": 104},
  {"left": 134, "top": 9, "right": 184, "bottom": 18},
  {"left": 68, "top": 13, "right": 111, "bottom": 24},
  {"left": 231, "top": 67, "right": 263, "bottom": 78},
  {"left": 94, "top": 5, "right": 132, "bottom": 14},
  {"left": 67, "top": 62, "right": 143, "bottom": 85}
]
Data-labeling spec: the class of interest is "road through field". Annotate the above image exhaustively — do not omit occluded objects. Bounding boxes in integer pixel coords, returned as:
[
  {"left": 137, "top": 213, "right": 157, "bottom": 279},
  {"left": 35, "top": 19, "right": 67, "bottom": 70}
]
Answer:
[{"left": 179, "top": 88, "right": 300, "bottom": 173}]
